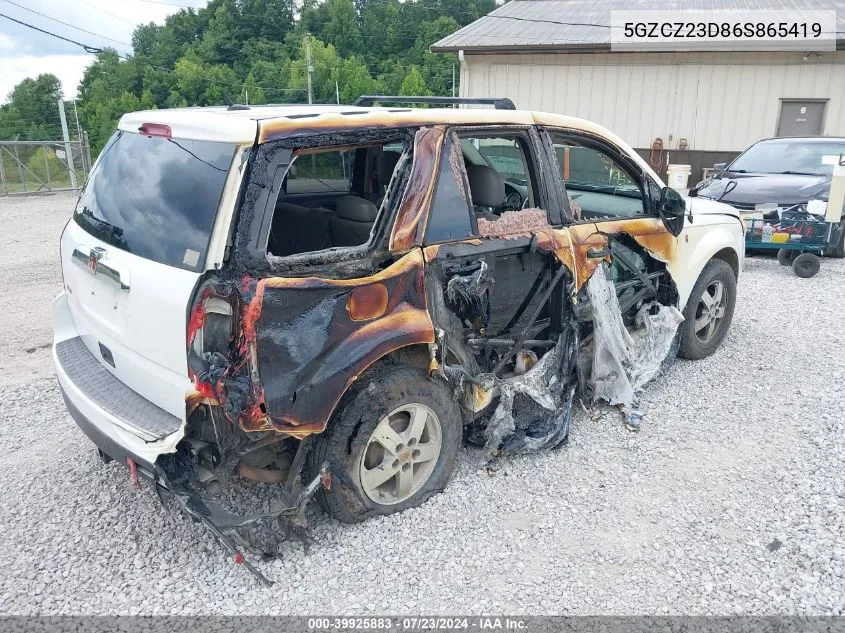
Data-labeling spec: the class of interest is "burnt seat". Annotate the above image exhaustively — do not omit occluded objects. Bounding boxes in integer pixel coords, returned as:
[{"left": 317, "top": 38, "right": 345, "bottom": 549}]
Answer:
[
  {"left": 330, "top": 196, "right": 378, "bottom": 247},
  {"left": 467, "top": 164, "right": 505, "bottom": 213},
  {"left": 270, "top": 202, "right": 333, "bottom": 255}
]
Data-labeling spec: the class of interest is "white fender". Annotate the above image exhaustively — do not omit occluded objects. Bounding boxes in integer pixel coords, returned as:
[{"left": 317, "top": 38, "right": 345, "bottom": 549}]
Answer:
[{"left": 670, "top": 203, "right": 745, "bottom": 311}]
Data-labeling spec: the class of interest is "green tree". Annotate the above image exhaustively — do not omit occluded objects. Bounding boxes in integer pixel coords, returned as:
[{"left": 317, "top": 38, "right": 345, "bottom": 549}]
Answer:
[
  {"left": 323, "top": 0, "right": 362, "bottom": 57},
  {"left": 399, "top": 66, "right": 430, "bottom": 97},
  {"left": 241, "top": 73, "right": 267, "bottom": 105},
  {"left": 0, "top": 74, "right": 63, "bottom": 140}
]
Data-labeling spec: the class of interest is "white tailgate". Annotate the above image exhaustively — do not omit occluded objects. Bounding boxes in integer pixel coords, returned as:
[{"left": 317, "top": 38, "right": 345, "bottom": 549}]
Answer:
[{"left": 59, "top": 218, "right": 199, "bottom": 419}]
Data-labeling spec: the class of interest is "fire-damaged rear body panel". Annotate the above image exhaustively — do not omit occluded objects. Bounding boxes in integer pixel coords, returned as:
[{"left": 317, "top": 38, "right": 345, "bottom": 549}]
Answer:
[{"left": 240, "top": 250, "right": 434, "bottom": 437}]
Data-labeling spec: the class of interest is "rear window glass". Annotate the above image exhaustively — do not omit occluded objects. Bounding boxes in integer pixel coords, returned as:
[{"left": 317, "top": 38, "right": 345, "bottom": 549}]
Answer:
[{"left": 74, "top": 131, "right": 235, "bottom": 271}]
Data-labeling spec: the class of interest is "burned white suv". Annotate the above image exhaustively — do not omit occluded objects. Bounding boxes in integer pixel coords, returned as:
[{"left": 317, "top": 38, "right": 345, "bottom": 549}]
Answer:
[{"left": 53, "top": 96, "right": 744, "bottom": 582}]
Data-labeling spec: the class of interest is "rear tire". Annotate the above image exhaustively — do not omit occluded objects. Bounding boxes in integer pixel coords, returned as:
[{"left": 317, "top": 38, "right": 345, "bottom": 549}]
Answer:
[
  {"left": 678, "top": 259, "right": 737, "bottom": 360},
  {"left": 792, "top": 253, "right": 820, "bottom": 278},
  {"left": 777, "top": 249, "right": 797, "bottom": 265},
  {"left": 307, "top": 364, "right": 462, "bottom": 524}
]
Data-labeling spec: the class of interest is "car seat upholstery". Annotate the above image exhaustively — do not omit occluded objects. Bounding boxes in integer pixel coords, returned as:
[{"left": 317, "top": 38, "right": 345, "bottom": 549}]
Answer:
[
  {"left": 467, "top": 164, "right": 505, "bottom": 213},
  {"left": 330, "top": 195, "right": 378, "bottom": 247},
  {"left": 270, "top": 201, "right": 333, "bottom": 256}
]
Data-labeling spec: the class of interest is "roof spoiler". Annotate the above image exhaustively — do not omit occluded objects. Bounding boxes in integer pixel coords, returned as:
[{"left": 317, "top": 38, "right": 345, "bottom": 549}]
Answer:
[{"left": 353, "top": 95, "right": 516, "bottom": 110}]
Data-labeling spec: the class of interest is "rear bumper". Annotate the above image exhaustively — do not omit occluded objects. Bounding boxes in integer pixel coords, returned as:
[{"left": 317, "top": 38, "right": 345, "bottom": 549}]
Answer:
[
  {"left": 52, "top": 292, "right": 186, "bottom": 466},
  {"left": 57, "top": 381, "right": 158, "bottom": 478}
]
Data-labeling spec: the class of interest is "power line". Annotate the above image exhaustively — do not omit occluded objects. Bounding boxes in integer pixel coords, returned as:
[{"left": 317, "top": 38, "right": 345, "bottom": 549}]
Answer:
[
  {"left": 0, "top": 11, "right": 104, "bottom": 53},
  {"left": 0, "top": 0, "right": 133, "bottom": 48}
]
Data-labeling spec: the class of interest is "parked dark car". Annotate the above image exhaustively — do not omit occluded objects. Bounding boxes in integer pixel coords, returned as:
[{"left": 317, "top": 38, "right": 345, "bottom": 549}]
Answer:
[{"left": 690, "top": 137, "right": 845, "bottom": 258}]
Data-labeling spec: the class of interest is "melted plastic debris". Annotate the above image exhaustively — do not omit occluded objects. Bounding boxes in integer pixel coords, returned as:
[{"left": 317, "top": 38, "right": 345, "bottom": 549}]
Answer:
[
  {"left": 477, "top": 209, "right": 551, "bottom": 240},
  {"left": 481, "top": 326, "right": 579, "bottom": 456},
  {"left": 445, "top": 260, "right": 492, "bottom": 332},
  {"left": 585, "top": 264, "right": 684, "bottom": 408}
]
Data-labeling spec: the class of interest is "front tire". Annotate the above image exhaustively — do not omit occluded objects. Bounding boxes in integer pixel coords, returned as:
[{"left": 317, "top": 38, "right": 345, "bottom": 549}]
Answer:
[
  {"left": 307, "top": 364, "right": 462, "bottom": 524},
  {"left": 678, "top": 259, "right": 737, "bottom": 360}
]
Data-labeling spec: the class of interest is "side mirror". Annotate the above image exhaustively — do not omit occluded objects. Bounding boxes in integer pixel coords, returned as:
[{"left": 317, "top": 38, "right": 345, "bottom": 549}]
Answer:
[
  {"left": 657, "top": 186, "right": 686, "bottom": 236},
  {"left": 713, "top": 162, "right": 727, "bottom": 171}
]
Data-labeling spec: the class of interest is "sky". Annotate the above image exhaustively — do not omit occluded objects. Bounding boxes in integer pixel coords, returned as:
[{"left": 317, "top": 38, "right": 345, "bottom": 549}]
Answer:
[{"left": 0, "top": 0, "right": 210, "bottom": 103}]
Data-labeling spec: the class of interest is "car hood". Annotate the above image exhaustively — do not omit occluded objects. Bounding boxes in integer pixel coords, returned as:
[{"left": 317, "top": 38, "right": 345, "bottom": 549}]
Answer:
[
  {"left": 694, "top": 172, "right": 831, "bottom": 206},
  {"left": 684, "top": 196, "right": 740, "bottom": 218}
]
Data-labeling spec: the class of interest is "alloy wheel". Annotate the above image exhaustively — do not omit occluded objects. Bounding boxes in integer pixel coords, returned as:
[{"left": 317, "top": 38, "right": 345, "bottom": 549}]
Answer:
[
  {"left": 694, "top": 280, "right": 728, "bottom": 343},
  {"left": 359, "top": 403, "right": 443, "bottom": 505}
]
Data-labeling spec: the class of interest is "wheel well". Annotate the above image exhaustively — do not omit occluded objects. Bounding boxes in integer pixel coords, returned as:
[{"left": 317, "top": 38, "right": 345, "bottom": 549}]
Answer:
[
  {"left": 320, "top": 344, "right": 432, "bottom": 436},
  {"left": 711, "top": 247, "right": 739, "bottom": 278},
  {"left": 371, "top": 344, "right": 430, "bottom": 371}
]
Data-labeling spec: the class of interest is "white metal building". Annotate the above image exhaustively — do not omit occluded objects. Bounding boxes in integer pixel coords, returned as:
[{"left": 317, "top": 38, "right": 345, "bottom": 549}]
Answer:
[{"left": 432, "top": 0, "right": 845, "bottom": 179}]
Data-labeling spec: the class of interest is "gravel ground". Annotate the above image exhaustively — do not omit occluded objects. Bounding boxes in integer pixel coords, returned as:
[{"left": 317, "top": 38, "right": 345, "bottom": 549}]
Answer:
[
  {"left": 1, "top": 193, "right": 844, "bottom": 615},
  {"left": 0, "top": 193, "right": 69, "bottom": 387}
]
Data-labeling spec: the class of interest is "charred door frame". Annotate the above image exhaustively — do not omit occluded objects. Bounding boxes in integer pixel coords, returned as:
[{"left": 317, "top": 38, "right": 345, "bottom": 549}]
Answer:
[
  {"left": 539, "top": 127, "right": 662, "bottom": 224},
  {"left": 538, "top": 127, "right": 680, "bottom": 325},
  {"left": 422, "top": 125, "right": 571, "bottom": 381}
]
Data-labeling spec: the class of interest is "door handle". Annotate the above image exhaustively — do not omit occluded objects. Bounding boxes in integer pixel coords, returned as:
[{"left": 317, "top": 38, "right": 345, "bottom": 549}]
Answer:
[
  {"left": 72, "top": 245, "right": 131, "bottom": 291},
  {"left": 586, "top": 247, "right": 611, "bottom": 259}
]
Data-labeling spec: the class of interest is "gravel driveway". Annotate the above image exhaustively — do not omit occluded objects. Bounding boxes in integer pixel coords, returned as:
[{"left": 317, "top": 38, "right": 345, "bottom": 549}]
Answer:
[{"left": 1, "top": 194, "right": 843, "bottom": 615}]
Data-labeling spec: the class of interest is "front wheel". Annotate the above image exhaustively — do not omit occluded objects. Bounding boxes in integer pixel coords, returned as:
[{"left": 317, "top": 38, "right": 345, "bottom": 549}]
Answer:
[
  {"left": 678, "top": 259, "right": 737, "bottom": 360},
  {"left": 307, "top": 364, "right": 462, "bottom": 524}
]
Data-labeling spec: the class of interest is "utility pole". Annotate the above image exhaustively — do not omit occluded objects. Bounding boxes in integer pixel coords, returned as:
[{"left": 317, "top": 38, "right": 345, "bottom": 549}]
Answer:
[
  {"left": 72, "top": 99, "right": 83, "bottom": 141},
  {"left": 335, "top": 80, "right": 340, "bottom": 105},
  {"left": 58, "top": 99, "right": 78, "bottom": 192},
  {"left": 306, "top": 34, "right": 314, "bottom": 105}
]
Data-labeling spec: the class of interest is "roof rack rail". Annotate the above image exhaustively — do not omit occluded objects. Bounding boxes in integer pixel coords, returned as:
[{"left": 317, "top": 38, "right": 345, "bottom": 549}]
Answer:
[{"left": 353, "top": 95, "right": 516, "bottom": 110}]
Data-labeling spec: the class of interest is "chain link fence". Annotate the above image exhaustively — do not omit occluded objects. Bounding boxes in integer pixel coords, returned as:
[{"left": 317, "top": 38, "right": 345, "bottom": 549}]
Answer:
[{"left": 0, "top": 137, "right": 92, "bottom": 195}]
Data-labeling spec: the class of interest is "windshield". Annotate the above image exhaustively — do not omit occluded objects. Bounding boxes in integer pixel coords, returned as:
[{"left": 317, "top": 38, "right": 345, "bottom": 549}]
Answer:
[
  {"left": 729, "top": 140, "right": 845, "bottom": 176},
  {"left": 74, "top": 131, "right": 236, "bottom": 271}
]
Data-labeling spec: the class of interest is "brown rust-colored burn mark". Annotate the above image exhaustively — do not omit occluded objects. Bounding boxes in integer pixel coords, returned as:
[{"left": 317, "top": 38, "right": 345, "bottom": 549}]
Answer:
[
  {"left": 592, "top": 217, "right": 678, "bottom": 264},
  {"left": 258, "top": 110, "right": 536, "bottom": 144},
  {"left": 239, "top": 250, "right": 434, "bottom": 437},
  {"left": 389, "top": 127, "right": 444, "bottom": 253},
  {"left": 423, "top": 244, "right": 441, "bottom": 262},
  {"left": 347, "top": 283, "right": 388, "bottom": 321},
  {"left": 534, "top": 218, "right": 676, "bottom": 293}
]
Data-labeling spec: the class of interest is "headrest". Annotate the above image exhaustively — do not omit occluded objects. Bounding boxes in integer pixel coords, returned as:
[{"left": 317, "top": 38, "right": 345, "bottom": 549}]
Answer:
[
  {"left": 467, "top": 164, "right": 505, "bottom": 208},
  {"left": 335, "top": 196, "right": 379, "bottom": 223},
  {"left": 376, "top": 151, "right": 401, "bottom": 186}
]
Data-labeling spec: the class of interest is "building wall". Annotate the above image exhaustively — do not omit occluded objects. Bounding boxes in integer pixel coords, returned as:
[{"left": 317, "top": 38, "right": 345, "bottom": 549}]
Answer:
[{"left": 459, "top": 50, "right": 845, "bottom": 153}]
